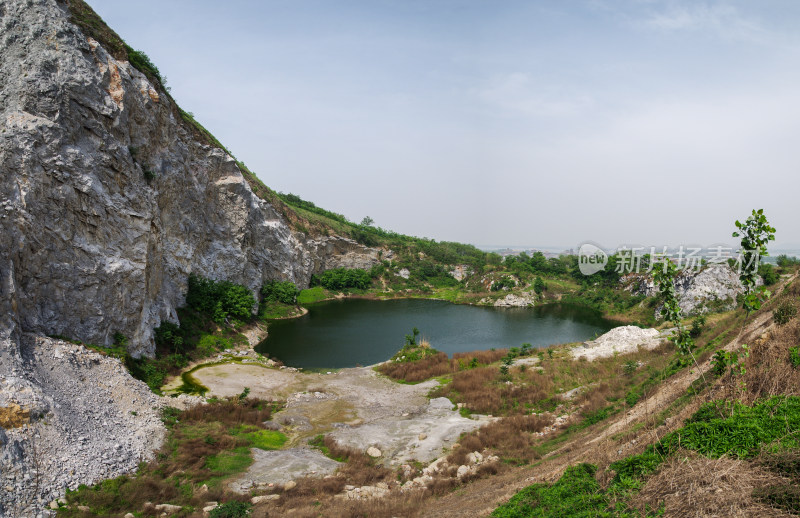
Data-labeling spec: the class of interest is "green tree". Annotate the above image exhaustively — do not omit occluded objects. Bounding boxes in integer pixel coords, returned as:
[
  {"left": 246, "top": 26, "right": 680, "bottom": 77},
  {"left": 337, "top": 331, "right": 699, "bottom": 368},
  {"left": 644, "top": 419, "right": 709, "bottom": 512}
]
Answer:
[
  {"left": 652, "top": 256, "right": 693, "bottom": 355},
  {"left": 533, "top": 276, "right": 546, "bottom": 295},
  {"left": 733, "top": 209, "right": 776, "bottom": 314},
  {"left": 261, "top": 280, "right": 300, "bottom": 305}
]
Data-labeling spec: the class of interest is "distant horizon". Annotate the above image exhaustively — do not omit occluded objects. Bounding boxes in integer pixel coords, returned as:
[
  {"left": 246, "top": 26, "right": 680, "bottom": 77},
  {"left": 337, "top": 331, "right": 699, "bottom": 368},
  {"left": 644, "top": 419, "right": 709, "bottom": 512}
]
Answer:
[{"left": 476, "top": 244, "right": 800, "bottom": 255}]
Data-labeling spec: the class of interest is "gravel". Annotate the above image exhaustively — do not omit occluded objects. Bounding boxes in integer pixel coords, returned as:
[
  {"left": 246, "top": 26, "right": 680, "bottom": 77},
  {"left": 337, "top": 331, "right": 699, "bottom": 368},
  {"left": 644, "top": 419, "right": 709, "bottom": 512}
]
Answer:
[{"left": 0, "top": 334, "right": 167, "bottom": 516}]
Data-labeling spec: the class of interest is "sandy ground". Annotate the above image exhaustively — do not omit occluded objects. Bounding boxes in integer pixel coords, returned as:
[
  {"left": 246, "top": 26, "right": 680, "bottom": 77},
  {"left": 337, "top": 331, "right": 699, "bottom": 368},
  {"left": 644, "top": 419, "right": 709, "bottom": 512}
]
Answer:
[{"left": 181, "top": 361, "right": 491, "bottom": 490}]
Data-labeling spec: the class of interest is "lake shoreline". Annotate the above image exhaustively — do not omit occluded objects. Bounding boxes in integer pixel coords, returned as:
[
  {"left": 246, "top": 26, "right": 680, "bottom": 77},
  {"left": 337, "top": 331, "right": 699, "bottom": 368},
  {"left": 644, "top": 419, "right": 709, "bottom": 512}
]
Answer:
[{"left": 257, "top": 298, "right": 616, "bottom": 370}]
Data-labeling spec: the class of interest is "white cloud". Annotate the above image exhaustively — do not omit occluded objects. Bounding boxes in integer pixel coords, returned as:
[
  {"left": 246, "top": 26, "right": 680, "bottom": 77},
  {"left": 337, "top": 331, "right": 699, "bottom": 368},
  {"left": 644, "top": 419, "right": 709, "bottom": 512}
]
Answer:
[
  {"left": 639, "top": 2, "right": 769, "bottom": 44},
  {"left": 474, "top": 73, "right": 595, "bottom": 118}
]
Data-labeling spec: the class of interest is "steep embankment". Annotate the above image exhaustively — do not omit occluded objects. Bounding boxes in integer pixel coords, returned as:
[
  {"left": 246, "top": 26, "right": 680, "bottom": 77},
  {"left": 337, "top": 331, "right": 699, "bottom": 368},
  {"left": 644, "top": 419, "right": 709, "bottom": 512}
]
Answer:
[
  {"left": 0, "top": 0, "right": 379, "bottom": 357},
  {"left": 0, "top": 0, "right": 379, "bottom": 513}
]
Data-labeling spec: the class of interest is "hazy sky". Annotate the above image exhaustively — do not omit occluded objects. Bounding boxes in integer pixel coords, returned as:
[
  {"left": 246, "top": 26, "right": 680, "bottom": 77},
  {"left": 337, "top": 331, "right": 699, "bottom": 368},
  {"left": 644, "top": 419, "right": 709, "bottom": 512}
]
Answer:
[{"left": 89, "top": 1, "right": 799, "bottom": 250}]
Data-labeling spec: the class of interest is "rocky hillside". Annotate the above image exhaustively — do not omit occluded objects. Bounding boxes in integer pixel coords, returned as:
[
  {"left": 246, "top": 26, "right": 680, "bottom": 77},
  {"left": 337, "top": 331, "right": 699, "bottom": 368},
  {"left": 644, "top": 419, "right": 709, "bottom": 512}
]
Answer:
[
  {"left": 0, "top": 0, "right": 381, "bottom": 513},
  {"left": 0, "top": 0, "right": 380, "bottom": 357},
  {"left": 622, "top": 264, "right": 748, "bottom": 315}
]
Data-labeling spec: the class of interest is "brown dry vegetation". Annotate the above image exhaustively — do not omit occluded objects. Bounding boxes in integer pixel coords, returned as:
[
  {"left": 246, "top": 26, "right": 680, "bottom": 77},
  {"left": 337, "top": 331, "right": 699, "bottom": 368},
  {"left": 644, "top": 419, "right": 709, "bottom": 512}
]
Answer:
[
  {"left": 740, "top": 282, "right": 800, "bottom": 404},
  {"left": 375, "top": 348, "right": 509, "bottom": 382},
  {"left": 253, "top": 436, "right": 407, "bottom": 517},
  {"left": 0, "top": 403, "right": 30, "bottom": 428},
  {"left": 433, "top": 341, "right": 676, "bottom": 417},
  {"left": 631, "top": 452, "right": 795, "bottom": 517},
  {"left": 448, "top": 414, "right": 550, "bottom": 465}
]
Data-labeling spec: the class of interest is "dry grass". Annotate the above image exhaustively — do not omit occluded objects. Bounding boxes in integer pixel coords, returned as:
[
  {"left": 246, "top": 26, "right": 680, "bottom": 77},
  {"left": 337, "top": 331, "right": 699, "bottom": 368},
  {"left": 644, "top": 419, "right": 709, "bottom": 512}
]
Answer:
[
  {"left": 376, "top": 348, "right": 509, "bottom": 383},
  {"left": 742, "top": 318, "right": 800, "bottom": 404},
  {"left": 630, "top": 451, "right": 795, "bottom": 517},
  {"left": 262, "top": 436, "right": 396, "bottom": 515},
  {"left": 434, "top": 342, "right": 676, "bottom": 417},
  {"left": 447, "top": 414, "right": 550, "bottom": 465},
  {"left": 376, "top": 351, "right": 453, "bottom": 382},
  {"left": 0, "top": 403, "right": 30, "bottom": 428},
  {"left": 253, "top": 492, "right": 425, "bottom": 518},
  {"left": 452, "top": 349, "right": 509, "bottom": 365}
]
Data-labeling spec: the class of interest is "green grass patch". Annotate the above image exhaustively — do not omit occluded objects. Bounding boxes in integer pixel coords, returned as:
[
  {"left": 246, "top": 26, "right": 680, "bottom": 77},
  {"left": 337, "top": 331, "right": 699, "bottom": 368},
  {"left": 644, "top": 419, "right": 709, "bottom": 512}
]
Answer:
[
  {"left": 611, "top": 396, "right": 800, "bottom": 484},
  {"left": 505, "top": 396, "right": 800, "bottom": 517},
  {"left": 258, "top": 300, "right": 301, "bottom": 320},
  {"left": 231, "top": 424, "right": 287, "bottom": 450},
  {"left": 62, "top": 398, "right": 280, "bottom": 515},
  {"left": 297, "top": 286, "right": 329, "bottom": 305},
  {"left": 491, "top": 463, "right": 654, "bottom": 517},
  {"left": 204, "top": 447, "right": 253, "bottom": 486}
]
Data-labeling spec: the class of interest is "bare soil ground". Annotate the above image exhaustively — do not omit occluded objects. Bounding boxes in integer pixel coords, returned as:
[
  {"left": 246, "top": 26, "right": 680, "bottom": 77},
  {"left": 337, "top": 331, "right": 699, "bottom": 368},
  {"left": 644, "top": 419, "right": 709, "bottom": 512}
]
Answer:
[{"left": 182, "top": 361, "right": 492, "bottom": 492}]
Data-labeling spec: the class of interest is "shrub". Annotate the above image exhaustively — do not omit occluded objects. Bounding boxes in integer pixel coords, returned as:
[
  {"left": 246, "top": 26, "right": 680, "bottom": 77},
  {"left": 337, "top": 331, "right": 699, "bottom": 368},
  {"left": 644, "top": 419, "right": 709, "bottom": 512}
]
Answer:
[
  {"left": 491, "top": 275, "right": 516, "bottom": 292},
  {"left": 154, "top": 321, "right": 184, "bottom": 353},
  {"left": 777, "top": 255, "right": 800, "bottom": 268},
  {"left": 623, "top": 360, "right": 638, "bottom": 376},
  {"left": 261, "top": 280, "right": 300, "bottom": 305},
  {"left": 774, "top": 300, "right": 798, "bottom": 325},
  {"left": 759, "top": 263, "right": 779, "bottom": 286},
  {"left": 124, "top": 44, "right": 164, "bottom": 85},
  {"left": 209, "top": 501, "right": 252, "bottom": 518},
  {"left": 113, "top": 332, "right": 128, "bottom": 348},
  {"left": 186, "top": 274, "right": 255, "bottom": 324},
  {"left": 690, "top": 315, "right": 706, "bottom": 338},
  {"left": 789, "top": 347, "right": 800, "bottom": 368},
  {"left": 312, "top": 268, "right": 372, "bottom": 291}
]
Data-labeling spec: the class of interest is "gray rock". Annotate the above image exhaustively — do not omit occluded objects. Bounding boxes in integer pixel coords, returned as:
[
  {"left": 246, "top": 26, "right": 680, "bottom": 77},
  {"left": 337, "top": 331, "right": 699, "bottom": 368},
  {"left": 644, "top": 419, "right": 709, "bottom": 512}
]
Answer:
[
  {"left": 0, "top": 0, "right": 380, "bottom": 357},
  {"left": 0, "top": 1, "right": 383, "bottom": 514},
  {"left": 623, "top": 265, "right": 751, "bottom": 316}
]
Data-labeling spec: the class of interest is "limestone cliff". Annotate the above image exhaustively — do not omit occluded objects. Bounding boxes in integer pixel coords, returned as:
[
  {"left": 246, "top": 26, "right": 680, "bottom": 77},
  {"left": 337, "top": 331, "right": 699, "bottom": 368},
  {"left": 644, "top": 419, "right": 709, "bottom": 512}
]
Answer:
[
  {"left": 0, "top": 0, "right": 382, "bottom": 512},
  {"left": 0, "top": 0, "right": 380, "bottom": 358}
]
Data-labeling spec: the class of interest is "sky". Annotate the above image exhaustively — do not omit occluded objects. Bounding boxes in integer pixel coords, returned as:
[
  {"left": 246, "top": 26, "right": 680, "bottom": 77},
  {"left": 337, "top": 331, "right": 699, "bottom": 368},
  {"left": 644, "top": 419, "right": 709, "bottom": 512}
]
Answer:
[{"left": 89, "top": 0, "right": 800, "bottom": 251}]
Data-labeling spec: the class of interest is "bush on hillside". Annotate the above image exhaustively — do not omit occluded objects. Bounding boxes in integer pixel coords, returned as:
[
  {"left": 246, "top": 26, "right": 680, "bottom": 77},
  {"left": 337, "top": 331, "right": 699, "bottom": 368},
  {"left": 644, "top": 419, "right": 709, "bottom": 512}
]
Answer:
[
  {"left": 312, "top": 268, "right": 372, "bottom": 291},
  {"left": 185, "top": 274, "right": 255, "bottom": 324},
  {"left": 261, "top": 280, "right": 300, "bottom": 305}
]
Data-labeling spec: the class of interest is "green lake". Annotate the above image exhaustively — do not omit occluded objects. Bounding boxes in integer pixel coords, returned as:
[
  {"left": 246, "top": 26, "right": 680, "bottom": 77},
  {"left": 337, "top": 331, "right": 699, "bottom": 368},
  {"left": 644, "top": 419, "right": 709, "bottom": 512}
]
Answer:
[{"left": 255, "top": 299, "right": 615, "bottom": 369}]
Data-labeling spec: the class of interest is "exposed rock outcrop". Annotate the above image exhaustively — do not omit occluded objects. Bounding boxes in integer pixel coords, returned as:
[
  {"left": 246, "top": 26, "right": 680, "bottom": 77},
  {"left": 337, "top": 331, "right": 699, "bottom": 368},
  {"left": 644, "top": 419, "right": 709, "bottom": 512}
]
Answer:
[
  {"left": 448, "top": 265, "right": 472, "bottom": 281},
  {"left": 571, "top": 325, "right": 670, "bottom": 361},
  {"left": 0, "top": 0, "right": 379, "bottom": 356},
  {"left": 491, "top": 292, "right": 536, "bottom": 308},
  {"left": 622, "top": 265, "right": 748, "bottom": 316},
  {"left": 0, "top": 1, "right": 382, "bottom": 513}
]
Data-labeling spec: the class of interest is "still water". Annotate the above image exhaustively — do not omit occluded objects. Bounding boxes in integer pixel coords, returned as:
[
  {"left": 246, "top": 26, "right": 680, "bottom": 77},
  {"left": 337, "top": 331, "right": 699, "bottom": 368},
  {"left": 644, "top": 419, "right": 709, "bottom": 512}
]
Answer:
[{"left": 256, "top": 299, "right": 614, "bottom": 369}]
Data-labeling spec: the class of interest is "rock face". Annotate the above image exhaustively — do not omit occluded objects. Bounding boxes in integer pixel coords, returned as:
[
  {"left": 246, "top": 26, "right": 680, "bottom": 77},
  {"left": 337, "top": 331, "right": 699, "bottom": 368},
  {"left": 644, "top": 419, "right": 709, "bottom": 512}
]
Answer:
[
  {"left": 449, "top": 265, "right": 472, "bottom": 281},
  {"left": 0, "top": 1, "right": 381, "bottom": 514},
  {"left": 623, "top": 265, "right": 748, "bottom": 316},
  {"left": 571, "top": 325, "right": 669, "bottom": 361},
  {"left": 0, "top": 0, "right": 379, "bottom": 357},
  {"left": 492, "top": 292, "right": 536, "bottom": 308}
]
